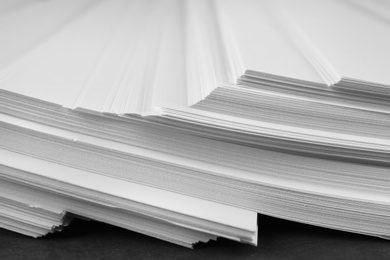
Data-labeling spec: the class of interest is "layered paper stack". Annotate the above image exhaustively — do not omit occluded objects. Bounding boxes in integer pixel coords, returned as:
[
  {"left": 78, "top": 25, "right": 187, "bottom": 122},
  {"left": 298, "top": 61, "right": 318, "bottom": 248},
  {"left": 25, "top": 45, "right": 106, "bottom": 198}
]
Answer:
[{"left": 1, "top": 0, "right": 390, "bottom": 248}]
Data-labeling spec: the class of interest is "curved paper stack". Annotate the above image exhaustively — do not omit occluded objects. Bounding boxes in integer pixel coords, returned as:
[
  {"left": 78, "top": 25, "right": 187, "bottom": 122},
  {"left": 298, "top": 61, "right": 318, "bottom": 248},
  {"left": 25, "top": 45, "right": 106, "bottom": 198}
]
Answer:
[{"left": 1, "top": 0, "right": 390, "bottom": 247}]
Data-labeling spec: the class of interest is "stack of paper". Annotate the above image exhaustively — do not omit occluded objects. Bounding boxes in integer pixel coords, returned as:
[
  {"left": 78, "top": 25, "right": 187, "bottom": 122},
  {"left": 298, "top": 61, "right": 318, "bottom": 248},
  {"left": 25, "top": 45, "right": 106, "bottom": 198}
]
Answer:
[{"left": 1, "top": 0, "right": 390, "bottom": 248}]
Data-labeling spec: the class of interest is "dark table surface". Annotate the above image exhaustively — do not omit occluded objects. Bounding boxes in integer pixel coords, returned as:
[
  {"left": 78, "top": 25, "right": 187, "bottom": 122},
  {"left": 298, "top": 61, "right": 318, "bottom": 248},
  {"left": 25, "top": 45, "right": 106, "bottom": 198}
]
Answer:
[{"left": 0, "top": 214, "right": 389, "bottom": 260}]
